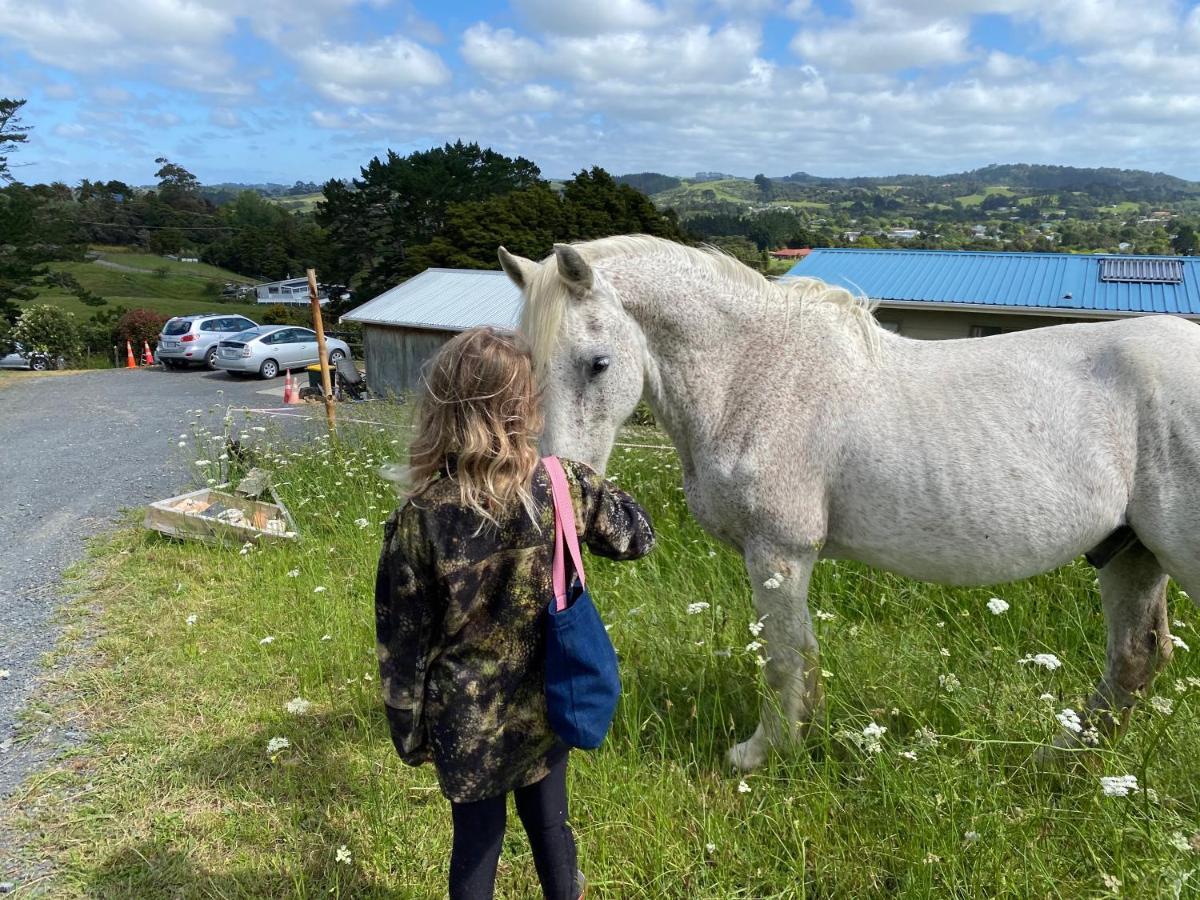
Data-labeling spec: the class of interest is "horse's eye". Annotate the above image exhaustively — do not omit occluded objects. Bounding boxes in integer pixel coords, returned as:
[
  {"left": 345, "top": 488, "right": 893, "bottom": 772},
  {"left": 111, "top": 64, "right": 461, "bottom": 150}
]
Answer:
[{"left": 591, "top": 355, "right": 610, "bottom": 376}]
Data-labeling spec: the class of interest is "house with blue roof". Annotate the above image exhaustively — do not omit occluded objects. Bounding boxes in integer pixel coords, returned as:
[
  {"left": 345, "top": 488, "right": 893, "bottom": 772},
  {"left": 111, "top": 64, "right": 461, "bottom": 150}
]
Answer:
[{"left": 786, "top": 249, "right": 1200, "bottom": 340}]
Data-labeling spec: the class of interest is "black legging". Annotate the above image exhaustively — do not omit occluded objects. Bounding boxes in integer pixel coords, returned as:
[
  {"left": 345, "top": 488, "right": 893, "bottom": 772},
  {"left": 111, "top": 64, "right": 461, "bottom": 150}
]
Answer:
[{"left": 449, "top": 753, "right": 578, "bottom": 900}]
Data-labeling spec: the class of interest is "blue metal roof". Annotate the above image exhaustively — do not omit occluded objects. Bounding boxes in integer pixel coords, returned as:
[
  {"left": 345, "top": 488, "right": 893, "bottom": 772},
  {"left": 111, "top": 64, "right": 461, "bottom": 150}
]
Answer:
[{"left": 786, "top": 249, "right": 1200, "bottom": 316}]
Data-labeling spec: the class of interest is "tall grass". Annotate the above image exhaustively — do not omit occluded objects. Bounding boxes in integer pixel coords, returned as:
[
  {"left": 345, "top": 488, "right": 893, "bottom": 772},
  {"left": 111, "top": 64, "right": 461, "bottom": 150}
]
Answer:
[{"left": 10, "top": 405, "right": 1199, "bottom": 898}]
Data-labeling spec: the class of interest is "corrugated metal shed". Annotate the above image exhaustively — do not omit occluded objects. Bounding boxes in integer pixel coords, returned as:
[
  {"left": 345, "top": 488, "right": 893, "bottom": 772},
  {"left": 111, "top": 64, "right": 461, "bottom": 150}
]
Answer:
[
  {"left": 787, "top": 250, "right": 1200, "bottom": 316},
  {"left": 341, "top": 268, "right": 521, "bottom": 331}
]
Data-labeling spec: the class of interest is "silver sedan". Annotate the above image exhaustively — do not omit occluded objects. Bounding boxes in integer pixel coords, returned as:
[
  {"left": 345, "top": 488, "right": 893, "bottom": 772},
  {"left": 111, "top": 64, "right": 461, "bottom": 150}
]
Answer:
[{"left": 214, "top": 326, "right": 351, "bottom": 379}]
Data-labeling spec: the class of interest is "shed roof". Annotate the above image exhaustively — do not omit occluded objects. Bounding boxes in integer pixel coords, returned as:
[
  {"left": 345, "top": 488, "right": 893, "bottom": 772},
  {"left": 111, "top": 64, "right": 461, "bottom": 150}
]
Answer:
[
  {"left": 787, "top": 249, "right": 1200, "bottom": 316},
  {"left": 340, "top": 268, "right": 522, "bottom": 331}
]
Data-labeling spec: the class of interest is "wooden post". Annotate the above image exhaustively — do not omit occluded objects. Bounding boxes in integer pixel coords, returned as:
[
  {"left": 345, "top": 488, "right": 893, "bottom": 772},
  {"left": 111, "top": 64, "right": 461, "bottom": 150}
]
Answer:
[{"left": 306, "top": 268, "right": 337, "bottom": 435}]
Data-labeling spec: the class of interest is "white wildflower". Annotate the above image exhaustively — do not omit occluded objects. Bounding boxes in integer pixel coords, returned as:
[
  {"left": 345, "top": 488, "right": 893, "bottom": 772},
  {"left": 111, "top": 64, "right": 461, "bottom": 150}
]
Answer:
[
  {"left": 354, "top": 517, "right": 369, "bottom": 528},
  {"left": 285, "top": 697, "right": 312, "bottom": 715},
  {"left": 1100, "top": 774, "right": 1138, "bottom": 797},
  {"left": 754, "top": 655, "right": 768, "bottom": 668},
  {"left": 1170, "top": 635, "right": 1190, "bottom": 651},
  {"left": 745, "top": 641, "right": 763, "bottom": 653},
  {"left": 748, "top": 619, "right": 765, "bottom": 637},
  {"left": 899, "top": 750, "right": 918, "bottom": 761},
  {"left": 1173, "top": 620, "right": 1187, "bottom": 629},
  {"left": 259, "top": 636, "right": 275, "bottom": 645},
  {"left": 266, "top": 736, "right": 290, "bottom": 754},
  {"left": 916, "top": 726, "right": 941, "bottom": 749},
  {"left": 964, "top": 830, "right": 980, "bottom": 842},
  {"left": 1150, "top": 696, "right": 1174, "bottom": 715},
  {"left": 313, "top": 586, "right": 327, "bottom": 593},
  {"left": 707, "top": 550, "right": 717, "bottom": 558},
  {"left": 1020, "top": 653, "right": 1062, "bottom": 671},
  {"left": 939, "top": 648, "right": 951, "bottom": 658},
  {"left": 737, "top": 780, "right": 751, "bottom": 794},
  {"left": 185, "top": 614, "right": 197, "bottom": 627},
  {"left": 194, "top": 459, "right": 211, "bottom": 467},
  {"left": 686, "top": 602, "right": 710, "bottom": 615},
  {"left": 1056, "top": 708, "right": 1083, "bottom": 733},
  {"left": 1169, "top": 832, "right": 1192, "bottom": 852},
  {"left": 252, "top": 426, "right": 266, "bottom": 433},
  {"left": 240, "top": 542, "right": 252, "bottom": 556},
  {"left": 821, "top": 668, "right": 834, "bottom": 679},
  {"left": 762, "top": 573, "right": 783, "bottom": 590},
  {"left": 1081, "top": 726, "right": 1100, "bottom": 746},
  {"left": 336, "top": 845, "right": 351, "bottom": 865},
  {"left": 986, "top": 597, "right": 1010, "bottom": 615},
  {"left": 321, "top": 634, "right": 332, "bottom": 642},
  {"left": 705, "top": 842, "right": 717, "bottom": 854},
  {"left": 939, "top": 673, "right": 961, "bottom": 693},
  {"left": 177, "top": 441, "right": 186, "bottom": 447},
  {"left": 1039, "top": 693, "right": 1055, "bottom": 702},
  {"left": 1101, "top": 874, "right": 1121, "bottom": 892},
  {"left": 861, "top": 721, "right": 887, "bottom": 754},
  {"left": 814, "top": 609, "right": 835, "bottom": 621},
  {"left": 287, "top": 569, "right": 300, "bottom": 578}
]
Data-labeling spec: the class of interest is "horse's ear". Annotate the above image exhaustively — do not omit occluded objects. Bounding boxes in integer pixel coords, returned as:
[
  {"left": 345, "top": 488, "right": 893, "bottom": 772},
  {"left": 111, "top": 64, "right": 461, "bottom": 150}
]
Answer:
[
  {"left": 553, "top": 243, "right": 593, "bottom": 293},
  {"left": 498, "top": 246, "right": 538, "bottom": 291}
]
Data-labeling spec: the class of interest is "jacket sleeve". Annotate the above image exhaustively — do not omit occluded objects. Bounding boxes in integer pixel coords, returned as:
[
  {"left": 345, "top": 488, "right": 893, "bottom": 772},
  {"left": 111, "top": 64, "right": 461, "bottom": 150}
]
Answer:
[
  {"left": 567, "top": 460, "right": 657, "bottom": 561},
  {"left": 375, "top": 506, "right": 438, "bottom": 767}
]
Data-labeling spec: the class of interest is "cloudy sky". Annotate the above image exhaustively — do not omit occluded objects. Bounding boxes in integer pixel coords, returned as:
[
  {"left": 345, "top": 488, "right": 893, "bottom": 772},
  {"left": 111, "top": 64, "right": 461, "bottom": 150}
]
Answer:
[{"left": 2, "top": 0, "right": 1199, "bottom": 186}]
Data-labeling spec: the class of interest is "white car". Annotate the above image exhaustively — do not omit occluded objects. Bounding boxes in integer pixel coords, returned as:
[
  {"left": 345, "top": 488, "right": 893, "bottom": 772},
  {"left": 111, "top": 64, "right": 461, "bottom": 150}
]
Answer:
[
  {"left": 214, "top": 326, "right": 351, "bottom": 379},
  {"left": 0, "top": 342, "right": 53, "bottom": 371}
]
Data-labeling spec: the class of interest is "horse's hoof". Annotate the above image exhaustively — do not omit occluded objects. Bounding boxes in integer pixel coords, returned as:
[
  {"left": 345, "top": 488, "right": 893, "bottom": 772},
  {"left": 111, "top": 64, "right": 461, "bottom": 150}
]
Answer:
[{"left": 727, "top": 738, "right": 767, "bottom": 771}]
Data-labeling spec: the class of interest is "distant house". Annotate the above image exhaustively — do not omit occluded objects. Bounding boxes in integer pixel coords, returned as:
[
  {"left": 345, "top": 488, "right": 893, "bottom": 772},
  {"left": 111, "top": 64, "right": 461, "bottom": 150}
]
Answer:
[
  {"left": 787, "top": 249, "right": 1200, "bottom": 339},
  {"left": 255, "top": 277, "right": 328, "bottom": 306},
  {"left": 887, "top": 228, "right": 922, "bottom": 241},
  {"left": 340, "top": 269, "right": 521, "bottom": 395},
  {"left": 769, "top": 248, "right": 811, "bottom": 261}
]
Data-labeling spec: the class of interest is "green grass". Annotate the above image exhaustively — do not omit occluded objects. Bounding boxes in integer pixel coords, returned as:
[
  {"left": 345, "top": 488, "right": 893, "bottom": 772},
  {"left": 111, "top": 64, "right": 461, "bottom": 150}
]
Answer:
[
  {"left": 34, "top": 249, "right": 261, "bottom": 319},
  {"left": 1099, "top": 202, "right": 1142, "bottom": 215},
  {"left": 268, "top": 193, "right": 323, "bottom": 214},
  {"left": 9, "top": 408, "right": 1200, "bottom": 898},
  {"left": 955, "top": 187, "right": 1017, "bottom": 207}
]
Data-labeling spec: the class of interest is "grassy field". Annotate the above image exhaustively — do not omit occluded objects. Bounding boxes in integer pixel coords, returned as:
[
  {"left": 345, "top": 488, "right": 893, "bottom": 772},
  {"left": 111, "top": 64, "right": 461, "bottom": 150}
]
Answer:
[
  {"left": 33, "top": 248, "right": 260, "bottom": 320},
  {"left": 268, "top": 193, "right": 323, "bottom": 214},
  {"left": 955, "top": 187, "right": 1017, "bottom": 207},
  {"left": 7, "top": 408, "right": 1199, "bottom": 898}
]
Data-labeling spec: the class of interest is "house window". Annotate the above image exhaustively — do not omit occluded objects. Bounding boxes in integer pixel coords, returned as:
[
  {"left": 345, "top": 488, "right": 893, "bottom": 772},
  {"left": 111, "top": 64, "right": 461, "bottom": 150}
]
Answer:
[
  {"left": 877, "top": 320, "right": 901, "bottom": 333},
  {"left": 970, "top": 325, "right": 1005, "bottom": 338}
]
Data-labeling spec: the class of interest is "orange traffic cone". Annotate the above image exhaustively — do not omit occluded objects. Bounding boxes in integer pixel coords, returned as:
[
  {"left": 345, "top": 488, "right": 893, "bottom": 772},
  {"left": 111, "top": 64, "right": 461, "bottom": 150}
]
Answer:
[
  {"left": 125, "top": 340, "right": 137, "bottom": 369},
  {"left": 282, "top": 369, "right": 293, "bottom": 404},
  {"left": 142, "top": 341, "right": 154, "bottom": 366}
]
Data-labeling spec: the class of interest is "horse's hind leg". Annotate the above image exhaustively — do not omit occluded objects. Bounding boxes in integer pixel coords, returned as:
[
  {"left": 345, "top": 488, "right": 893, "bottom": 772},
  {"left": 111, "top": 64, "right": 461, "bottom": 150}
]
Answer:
[
  {"left": 728, "top": 548, "right": 822, "bottom": 771},
  {"left": 1071, "top": 541, "right": 1173, "bottom": 743}
]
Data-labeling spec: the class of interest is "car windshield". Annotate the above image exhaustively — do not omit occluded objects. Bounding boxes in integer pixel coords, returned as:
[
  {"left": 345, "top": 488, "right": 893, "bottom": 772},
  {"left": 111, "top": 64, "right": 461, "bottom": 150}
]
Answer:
[
  {"left": 231, "top": 329, "right": 264, "bottom": 342},
  {"left": 164, "top": 319, "right": 191, "bottom": 336}
]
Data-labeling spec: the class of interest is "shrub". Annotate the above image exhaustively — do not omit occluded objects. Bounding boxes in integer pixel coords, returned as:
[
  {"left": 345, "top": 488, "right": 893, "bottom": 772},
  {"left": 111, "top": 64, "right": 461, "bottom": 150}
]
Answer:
[
  {"left": 115, "top": 308, "right": 169, "bottom": 349},
  {"left": 261, "top": 304, "right": 309, "bottom": 326},
  {"left": 628, "top": 400, "right": 656, "bottom": 427},
  {"left": 12, "top": 304, "right": 80, "bottom": 359}
]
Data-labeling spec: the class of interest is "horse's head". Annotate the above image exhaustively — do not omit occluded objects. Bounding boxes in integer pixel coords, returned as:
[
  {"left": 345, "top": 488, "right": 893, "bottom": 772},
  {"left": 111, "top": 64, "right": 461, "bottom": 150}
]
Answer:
[{"left": 498, "top": 243, "right": 645, "bottom": 473}]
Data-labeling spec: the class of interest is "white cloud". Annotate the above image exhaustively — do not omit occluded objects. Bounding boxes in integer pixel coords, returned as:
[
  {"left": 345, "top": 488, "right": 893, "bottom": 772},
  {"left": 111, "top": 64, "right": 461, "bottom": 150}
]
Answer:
[
  {"left": 294, "top": 36, "right": 450, "bottom": 104},
  {"left": 43, "top": 83, "right": 76, "bottom": 100},
  {"left": 792, "top": 16, "right": 971, "bottom": 73},
  {"left": 512, "top": 0, "right": 669, "bottom": 35},
  {"left": 209, "top": 108, "right": 245, "bottom": 129},
  {"left": 52, "top": 122, "right": 88, "bottom": 138}
]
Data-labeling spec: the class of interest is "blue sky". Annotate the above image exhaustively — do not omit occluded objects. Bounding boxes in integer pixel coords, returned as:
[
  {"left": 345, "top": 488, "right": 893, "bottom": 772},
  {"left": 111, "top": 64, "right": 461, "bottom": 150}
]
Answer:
[{"left": 2, "top": 0, "right": 1199, "bottom": 187}]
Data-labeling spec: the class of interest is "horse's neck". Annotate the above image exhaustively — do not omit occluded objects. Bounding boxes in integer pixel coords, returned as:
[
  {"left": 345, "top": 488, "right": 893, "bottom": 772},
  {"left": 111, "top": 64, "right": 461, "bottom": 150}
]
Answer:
[{"left": 618, "top": 265, "right": 862, "bottom": 469}]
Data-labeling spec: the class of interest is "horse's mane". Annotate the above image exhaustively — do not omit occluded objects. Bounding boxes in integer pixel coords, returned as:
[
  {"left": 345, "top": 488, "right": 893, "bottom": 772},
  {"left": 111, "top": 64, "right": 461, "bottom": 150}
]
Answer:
[{"left": 520, "top": 234, "right": 881, "bottom": 369}]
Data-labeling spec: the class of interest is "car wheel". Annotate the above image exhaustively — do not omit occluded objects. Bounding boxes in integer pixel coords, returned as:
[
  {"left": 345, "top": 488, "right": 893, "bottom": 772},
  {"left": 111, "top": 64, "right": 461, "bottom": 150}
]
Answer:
[
  {"left": 328, "top": 349, "right": 346, "bottom": 363},
  {"left": 204, "top": 347, "right": 219, "bottom": 370},
  {"left": 259, "top": 359, "right": 279, "bottom": 380},
  {"left": 29, "top": 356, "right": 49, "bottom": 371}
]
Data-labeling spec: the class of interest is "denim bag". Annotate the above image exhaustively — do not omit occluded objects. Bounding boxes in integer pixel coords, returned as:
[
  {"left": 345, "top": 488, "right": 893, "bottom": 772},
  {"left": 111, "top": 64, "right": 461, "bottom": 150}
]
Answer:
[{"left": 542, "top": 456, "right": 621, "bottom": 750}]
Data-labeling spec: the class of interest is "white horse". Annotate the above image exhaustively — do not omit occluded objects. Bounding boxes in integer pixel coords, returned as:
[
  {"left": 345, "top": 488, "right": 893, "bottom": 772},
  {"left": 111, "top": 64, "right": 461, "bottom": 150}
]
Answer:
[{"left": 498, "top": 235, "right": 1200, "bottom": 770}]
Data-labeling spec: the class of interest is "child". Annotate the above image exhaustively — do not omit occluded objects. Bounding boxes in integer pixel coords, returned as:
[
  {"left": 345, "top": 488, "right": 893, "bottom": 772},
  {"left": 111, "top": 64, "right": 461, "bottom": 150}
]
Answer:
[{"left": 376, "top": 327, "right": 656, "bottom": 900}]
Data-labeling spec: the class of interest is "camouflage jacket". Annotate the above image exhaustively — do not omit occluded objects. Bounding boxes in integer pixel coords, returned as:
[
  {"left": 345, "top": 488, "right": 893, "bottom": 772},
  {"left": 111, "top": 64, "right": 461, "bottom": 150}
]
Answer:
[{"left": 375, "top": 458, "right": 655, "bottom": 803}]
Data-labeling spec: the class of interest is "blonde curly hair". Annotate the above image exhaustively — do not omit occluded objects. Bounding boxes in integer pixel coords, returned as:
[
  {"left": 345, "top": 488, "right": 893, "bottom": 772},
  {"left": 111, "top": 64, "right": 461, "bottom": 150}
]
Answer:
[{"left": 403, "top": 327, "right": 544, "bottom": 526}]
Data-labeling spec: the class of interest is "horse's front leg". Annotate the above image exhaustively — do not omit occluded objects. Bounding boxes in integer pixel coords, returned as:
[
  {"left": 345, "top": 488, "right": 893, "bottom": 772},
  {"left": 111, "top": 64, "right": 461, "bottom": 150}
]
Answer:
[{"left": 728, "top": 547, "right": 822, "bottom": 771}]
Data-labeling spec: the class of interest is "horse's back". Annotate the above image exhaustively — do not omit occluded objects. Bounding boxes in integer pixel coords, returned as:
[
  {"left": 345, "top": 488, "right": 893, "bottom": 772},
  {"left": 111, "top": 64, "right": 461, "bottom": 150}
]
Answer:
[{"left": 821, "top": 315, "right": 1200, "bottom": 584}]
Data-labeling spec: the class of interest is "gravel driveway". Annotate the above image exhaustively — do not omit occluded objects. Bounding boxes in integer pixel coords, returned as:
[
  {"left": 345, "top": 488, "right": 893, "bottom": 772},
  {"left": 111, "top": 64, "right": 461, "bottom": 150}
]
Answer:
[{"left": 0, "top": 367, "right": 321, "bottom": 814}]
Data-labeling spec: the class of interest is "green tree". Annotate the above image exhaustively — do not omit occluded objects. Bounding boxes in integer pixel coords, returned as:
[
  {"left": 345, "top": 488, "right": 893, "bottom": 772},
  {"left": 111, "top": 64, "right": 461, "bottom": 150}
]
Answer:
[
  {"left": 316, "top": 141, "right": 541, "bottom": 294},
  {"left": 561, "top": 167, "right": 687, "bottom": 242},
  {"left": 13, "top": 304, "right": 80, "bottom": 358},
  {"left": 0, "top": 98, "right": 29, "bottom": 184},
  {"left": 1172, "top": 223, "right": 1198, "bottom": 256}
]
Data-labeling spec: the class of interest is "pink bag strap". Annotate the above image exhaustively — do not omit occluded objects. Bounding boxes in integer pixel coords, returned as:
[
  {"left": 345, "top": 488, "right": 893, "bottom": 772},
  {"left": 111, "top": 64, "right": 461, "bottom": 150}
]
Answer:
[{"left": 544, "top": 456, "right": 586, "bottom": 612}]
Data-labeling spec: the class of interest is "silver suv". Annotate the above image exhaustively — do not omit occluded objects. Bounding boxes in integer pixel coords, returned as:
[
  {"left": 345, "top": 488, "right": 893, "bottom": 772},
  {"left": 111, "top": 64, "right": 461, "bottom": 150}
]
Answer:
[{"left": 157, "top": 313, "right": 259, "bottom": 370}]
